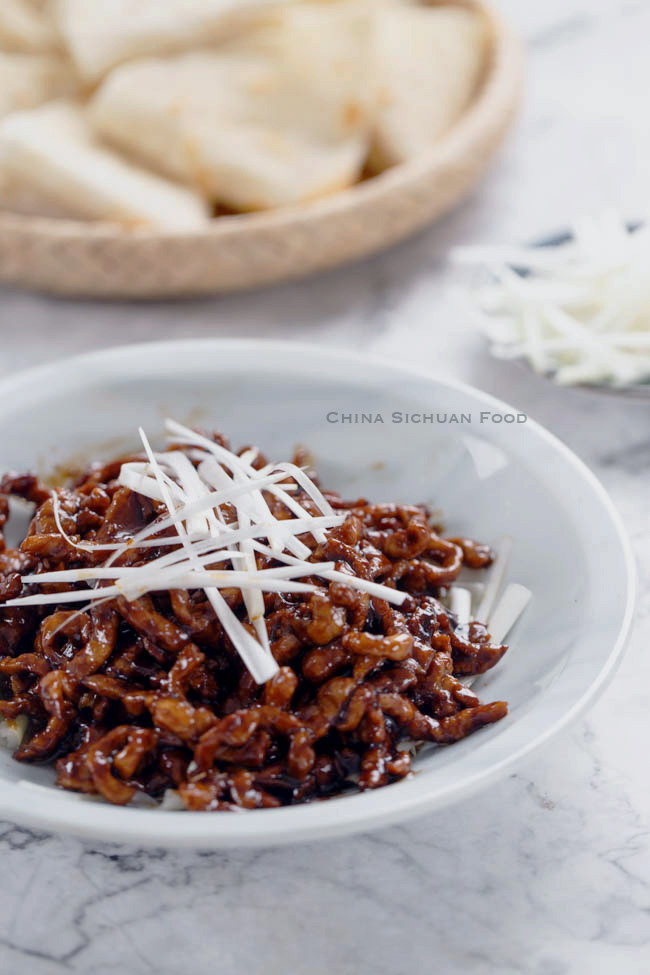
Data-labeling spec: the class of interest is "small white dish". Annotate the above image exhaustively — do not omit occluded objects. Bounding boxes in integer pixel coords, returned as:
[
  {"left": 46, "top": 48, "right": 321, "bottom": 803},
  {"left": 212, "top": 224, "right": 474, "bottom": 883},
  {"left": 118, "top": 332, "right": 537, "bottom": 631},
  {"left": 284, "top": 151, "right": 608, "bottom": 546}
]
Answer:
[{"left": 0, "top": 340, "right": 635, "bottom": 847}]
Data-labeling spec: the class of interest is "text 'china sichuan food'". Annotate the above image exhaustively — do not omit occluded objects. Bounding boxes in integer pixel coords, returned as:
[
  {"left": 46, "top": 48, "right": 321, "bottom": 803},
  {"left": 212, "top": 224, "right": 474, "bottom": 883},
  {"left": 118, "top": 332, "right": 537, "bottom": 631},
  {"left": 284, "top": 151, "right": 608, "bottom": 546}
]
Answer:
[{"left": 0, "top": 421, "right": 529, "bottom": 811}]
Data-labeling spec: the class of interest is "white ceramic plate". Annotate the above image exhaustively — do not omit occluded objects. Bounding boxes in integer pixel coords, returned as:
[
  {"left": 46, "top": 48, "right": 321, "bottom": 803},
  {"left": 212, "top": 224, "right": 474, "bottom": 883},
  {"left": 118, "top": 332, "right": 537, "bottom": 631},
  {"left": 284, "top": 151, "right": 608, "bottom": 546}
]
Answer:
[{"left": 0, "top": 340, "right": 635, "bottom": 847}]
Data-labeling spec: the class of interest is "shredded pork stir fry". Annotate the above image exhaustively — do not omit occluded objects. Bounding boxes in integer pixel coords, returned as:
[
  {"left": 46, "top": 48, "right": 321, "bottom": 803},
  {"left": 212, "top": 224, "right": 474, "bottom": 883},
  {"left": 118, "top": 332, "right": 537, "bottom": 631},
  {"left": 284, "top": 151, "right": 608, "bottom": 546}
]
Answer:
[{"left": 0, "top": 424, "right": 508, "bottom": 811}]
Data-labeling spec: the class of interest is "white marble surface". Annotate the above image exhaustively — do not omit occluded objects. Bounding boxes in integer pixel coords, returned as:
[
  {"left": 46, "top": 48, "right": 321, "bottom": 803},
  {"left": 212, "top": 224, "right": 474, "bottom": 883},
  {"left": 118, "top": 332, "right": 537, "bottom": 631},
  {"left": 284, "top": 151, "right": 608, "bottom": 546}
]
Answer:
[{"left": 1, "top": 2, "right": 649, "bottom": 972}]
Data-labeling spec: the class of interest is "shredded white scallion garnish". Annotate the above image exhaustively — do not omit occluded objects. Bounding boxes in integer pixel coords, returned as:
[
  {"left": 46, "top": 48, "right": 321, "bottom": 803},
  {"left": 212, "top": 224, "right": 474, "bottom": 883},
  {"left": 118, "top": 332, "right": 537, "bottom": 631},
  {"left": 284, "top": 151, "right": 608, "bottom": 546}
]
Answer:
[
  {"left": 7, "top": 419, "right": 532, "bottom": 688},
  {"left": 6, "top": 420, "right": 407, "bottom": 684},
  {"left": 452, "top": 210, "right": 650, "bottom": 387}
]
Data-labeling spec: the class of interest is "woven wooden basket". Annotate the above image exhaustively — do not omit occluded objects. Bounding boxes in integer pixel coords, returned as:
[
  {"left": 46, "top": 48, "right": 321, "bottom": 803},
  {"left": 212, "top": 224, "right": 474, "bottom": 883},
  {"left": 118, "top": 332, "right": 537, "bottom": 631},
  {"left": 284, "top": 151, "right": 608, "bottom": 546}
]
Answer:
[{"left": 0, "top": 0, "right": 523, "bottom": 299}]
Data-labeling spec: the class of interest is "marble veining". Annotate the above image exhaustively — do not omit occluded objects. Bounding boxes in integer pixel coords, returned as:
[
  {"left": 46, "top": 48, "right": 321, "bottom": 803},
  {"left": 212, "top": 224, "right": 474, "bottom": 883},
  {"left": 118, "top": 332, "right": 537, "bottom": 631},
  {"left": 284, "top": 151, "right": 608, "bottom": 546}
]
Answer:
[{"left": 0, "top": 1, "right": 649, "bottom": 972}]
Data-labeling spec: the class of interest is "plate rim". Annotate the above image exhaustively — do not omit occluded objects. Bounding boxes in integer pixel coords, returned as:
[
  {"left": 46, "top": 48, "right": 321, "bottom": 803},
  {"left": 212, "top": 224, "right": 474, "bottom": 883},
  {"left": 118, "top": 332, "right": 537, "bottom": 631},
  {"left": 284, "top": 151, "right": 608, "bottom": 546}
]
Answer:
[{"left": 0, "top": 339, "right": 637, "bottom": 847}]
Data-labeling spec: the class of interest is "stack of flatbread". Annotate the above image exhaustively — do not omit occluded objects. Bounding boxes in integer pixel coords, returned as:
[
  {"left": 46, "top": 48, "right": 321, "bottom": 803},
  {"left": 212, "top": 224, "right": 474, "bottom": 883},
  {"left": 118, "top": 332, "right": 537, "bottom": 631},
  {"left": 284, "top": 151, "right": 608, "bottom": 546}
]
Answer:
[{"left": 0, "top": 0, "right": 490, "bottom": 230}]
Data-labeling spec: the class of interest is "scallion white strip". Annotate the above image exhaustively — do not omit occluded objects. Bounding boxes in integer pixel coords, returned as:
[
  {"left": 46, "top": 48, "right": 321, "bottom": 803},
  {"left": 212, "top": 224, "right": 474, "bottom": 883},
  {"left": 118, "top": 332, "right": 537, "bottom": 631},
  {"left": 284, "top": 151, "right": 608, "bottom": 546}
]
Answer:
[
  {"left": 448, "top": 586, "right": 472, "bottom": 626},
  {"left": 487, "top": 583, "right": 532, "bottom": 644},
  {"left": 475, "top": 537, "right": 513, "bottom": 624}
]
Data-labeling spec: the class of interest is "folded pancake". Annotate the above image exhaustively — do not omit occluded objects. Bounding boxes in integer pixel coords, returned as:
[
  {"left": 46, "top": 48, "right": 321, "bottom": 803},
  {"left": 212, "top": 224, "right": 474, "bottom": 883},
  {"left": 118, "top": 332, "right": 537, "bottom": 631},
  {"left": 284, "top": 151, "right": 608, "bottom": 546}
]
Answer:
[
  {"left": 0, "top": 53, "right": 78, "bottom": 119},
  {"left": 369, "top": 4, "right": 490, "bottom": 170},
  {"left": 55, "top": 0, "right": 289, "bottom": 83},
  {"left": 0, "top": 0, "right": 58, "bottom": 53},
  {"left": 0, "top": 101, "right": 210, "bottom": 229},
  {"left": 0, "top": 173, "right": 74, "bottom": 218},
  {"left": 90, "top": 5, "right": 373, "bottom": 211}
]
